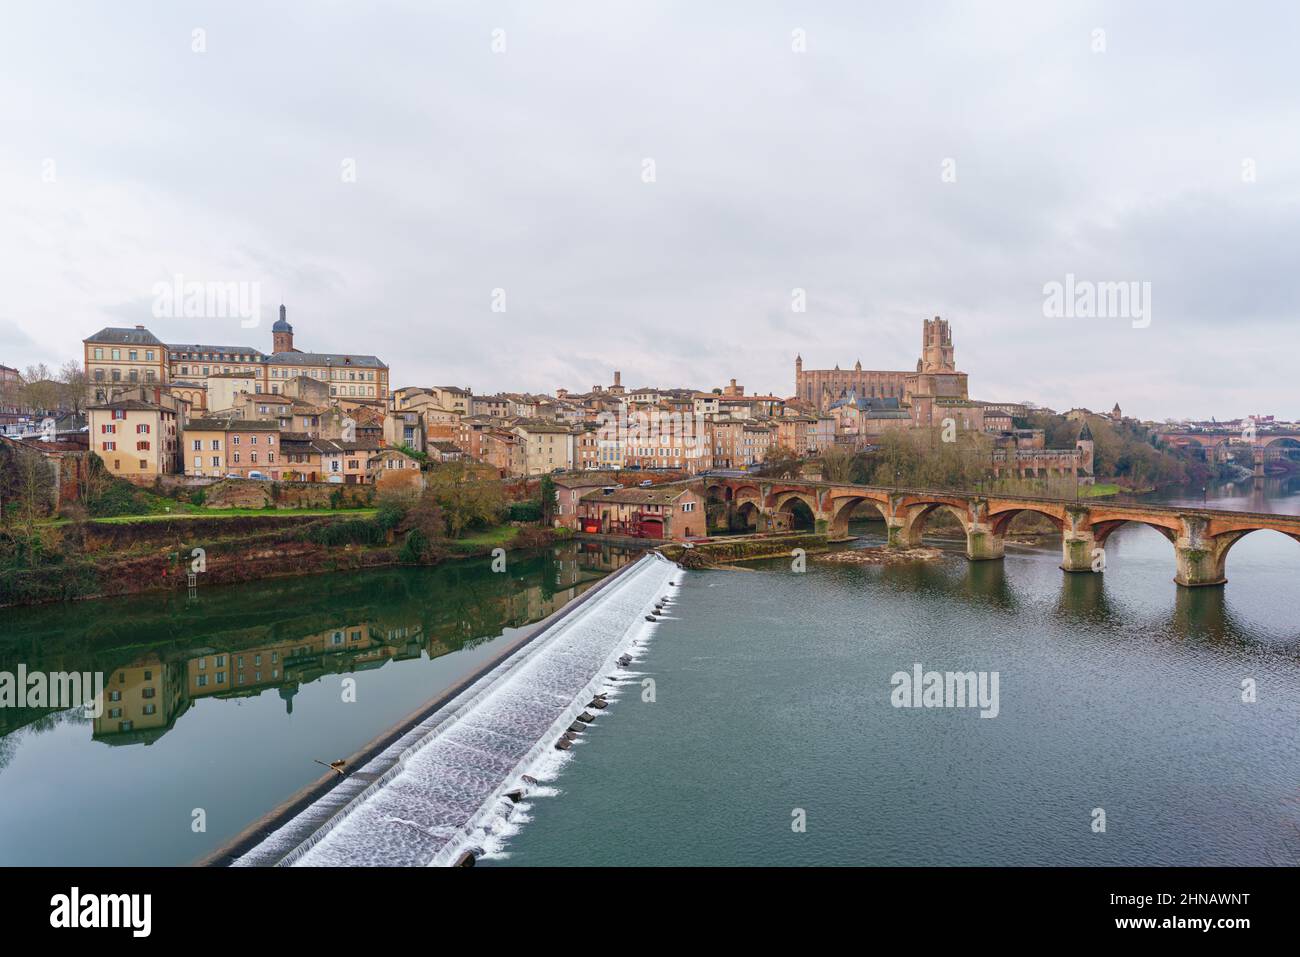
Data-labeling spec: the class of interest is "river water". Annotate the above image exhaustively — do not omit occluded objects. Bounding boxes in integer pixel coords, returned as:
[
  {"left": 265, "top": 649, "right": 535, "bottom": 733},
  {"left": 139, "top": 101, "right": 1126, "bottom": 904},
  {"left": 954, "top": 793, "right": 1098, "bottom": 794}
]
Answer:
[
  {"left": 0, "top": 542, "right": 636, "bottom": 866},
  {"left": 486, "top": 478, "right": 1300, "bottom": 866},
  {"left": 2, "top": 479, "right": 1297, "bottom": 866}
]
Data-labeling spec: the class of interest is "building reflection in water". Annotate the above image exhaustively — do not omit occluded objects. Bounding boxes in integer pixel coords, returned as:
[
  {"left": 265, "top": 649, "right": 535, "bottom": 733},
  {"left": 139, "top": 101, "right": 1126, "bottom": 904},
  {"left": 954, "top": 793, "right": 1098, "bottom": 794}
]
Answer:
[{"left": 0, "top": 543, "right": 646, "bottom": 747}]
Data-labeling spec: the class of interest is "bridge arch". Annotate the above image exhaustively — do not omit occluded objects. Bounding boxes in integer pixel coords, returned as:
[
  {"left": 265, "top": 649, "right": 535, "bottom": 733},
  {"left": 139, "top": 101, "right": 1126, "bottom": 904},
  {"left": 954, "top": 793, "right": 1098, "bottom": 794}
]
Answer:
[
  {"left": 777, "top": 496, "right": 817, "bottom": 532},
  {"left": 1087, "top": 518, "right": 1180, "bottom": 547},
  {"left": 827, "top": 494, "right": 889, "bottom": 540},
  {"left": 1211, "top": 526, "right": 1300, "bottom": 580},
  {"left": 735, "top": 500, "right": 762, "bottom": 531},
  {"left": 898, "top": 501, "right": 972, "bottom": 547},
  {"left": 988, "top": 506, "right": 1066, "bottom": 536},
  {"left": 772, "top": 489, "right": 820, "bottom": 516}
]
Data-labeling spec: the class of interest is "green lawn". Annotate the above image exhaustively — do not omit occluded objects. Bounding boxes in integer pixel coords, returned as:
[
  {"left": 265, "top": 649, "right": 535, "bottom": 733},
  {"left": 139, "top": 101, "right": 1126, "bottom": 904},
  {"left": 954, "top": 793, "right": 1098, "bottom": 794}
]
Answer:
[
  {"left": 1079, "top": 483, "right": 1123, "bottom": 498},
  {"left": 455, "top": 525, "right": 520, "bottom": 546}
]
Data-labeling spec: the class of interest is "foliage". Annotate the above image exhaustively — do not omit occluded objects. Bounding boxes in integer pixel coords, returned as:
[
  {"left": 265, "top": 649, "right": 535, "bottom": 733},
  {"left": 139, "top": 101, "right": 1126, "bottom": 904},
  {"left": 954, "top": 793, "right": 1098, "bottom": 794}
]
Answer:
[
  {"left": 756, "top": 444, "right": 802, "bottom": 478},
  {"left": 424, "top": 462, "right": 506, "bottom": 538},
  {"left": 374, "top": 490, "right": 415, "bottom": 532},
  {"left": 395, "top": 443, "right": 430, "bottom": 466},
  {"left": 819, "top": 445, "right": 857, "bottom": 483},
  {"left": 304, "top": 518, "right": 388, "bottom": 547},
  {"left": 507, "top": 501, "right": 542, "bottom": 522},
  {"left": 538, "top": 474, "right": 556, "bottom": 525},
  {"left": 399, "top": 528, "right": 429, "bottom": 563},
  {"left": 863, "top": 429, "right": 992, "bottom": 489}
]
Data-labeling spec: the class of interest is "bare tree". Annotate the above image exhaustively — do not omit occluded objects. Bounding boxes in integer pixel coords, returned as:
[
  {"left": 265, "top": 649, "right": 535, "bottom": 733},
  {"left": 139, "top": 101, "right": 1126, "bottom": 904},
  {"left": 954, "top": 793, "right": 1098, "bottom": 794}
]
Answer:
[
  {"left": 20, "top": 363, "right": 59, "bottom": 413},
  {"left": 58, "top": 360, "right": 89, "bottom": 415}
]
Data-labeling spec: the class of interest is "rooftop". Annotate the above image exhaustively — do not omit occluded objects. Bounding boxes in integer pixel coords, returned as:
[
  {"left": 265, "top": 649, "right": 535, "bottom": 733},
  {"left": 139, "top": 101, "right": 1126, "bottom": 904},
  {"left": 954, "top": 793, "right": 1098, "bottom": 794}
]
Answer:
[
  {"left": 270, "top": 351, "right": 387, "bottom": 369},
  {"left": 85, "top": 326, "right": 166, "bottom": 347},
  {"left": 579, "top": 486, "right": 691, "bottom": 506}
]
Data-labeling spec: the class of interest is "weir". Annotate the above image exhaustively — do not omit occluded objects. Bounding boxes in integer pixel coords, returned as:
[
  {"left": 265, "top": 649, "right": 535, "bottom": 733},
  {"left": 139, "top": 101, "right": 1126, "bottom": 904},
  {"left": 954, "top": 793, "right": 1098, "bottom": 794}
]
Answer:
[{"left": 233, "top": 552, "right": 680, "bottom": 867}]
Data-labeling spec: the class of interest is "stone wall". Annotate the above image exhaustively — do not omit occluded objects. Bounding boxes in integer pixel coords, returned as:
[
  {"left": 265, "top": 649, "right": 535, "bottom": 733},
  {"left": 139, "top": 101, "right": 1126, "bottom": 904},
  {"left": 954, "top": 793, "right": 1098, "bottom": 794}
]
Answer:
[{"left": 202, "top": 480, "right": 375, "bottom": 510}]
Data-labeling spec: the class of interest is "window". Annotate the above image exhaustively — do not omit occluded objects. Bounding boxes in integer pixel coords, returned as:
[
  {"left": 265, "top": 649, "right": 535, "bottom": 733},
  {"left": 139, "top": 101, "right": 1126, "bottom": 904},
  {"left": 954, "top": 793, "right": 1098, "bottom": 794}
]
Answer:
[
  {"left": 136, "top": 441, "right": 150, "bottom": 451},
  {"left": 211, "top": 439, "right": 220, "bottom": 450},
  {"left": 211, "top": 456, "right": 221, "bottom": 468},
  {"left": 139, "top": 459, "right": 147, "bottom": 470},
  {"left": 192, "top": 439, "right": 201, "bottom": 451}
]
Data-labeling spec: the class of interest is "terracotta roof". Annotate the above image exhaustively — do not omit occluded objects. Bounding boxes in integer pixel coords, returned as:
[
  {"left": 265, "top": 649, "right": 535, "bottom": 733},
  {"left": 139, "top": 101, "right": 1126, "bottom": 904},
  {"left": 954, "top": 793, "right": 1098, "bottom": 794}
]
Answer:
[{"left": 579, "top": 486, "right": 692, "bottom": 506}]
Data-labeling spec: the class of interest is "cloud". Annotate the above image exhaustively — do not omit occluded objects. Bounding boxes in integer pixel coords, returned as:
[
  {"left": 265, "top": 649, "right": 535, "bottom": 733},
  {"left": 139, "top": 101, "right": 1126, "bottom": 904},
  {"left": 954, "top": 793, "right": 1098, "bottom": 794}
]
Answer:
[{"left": 0, "top": 0, "right": 1297, "bottom": 419}]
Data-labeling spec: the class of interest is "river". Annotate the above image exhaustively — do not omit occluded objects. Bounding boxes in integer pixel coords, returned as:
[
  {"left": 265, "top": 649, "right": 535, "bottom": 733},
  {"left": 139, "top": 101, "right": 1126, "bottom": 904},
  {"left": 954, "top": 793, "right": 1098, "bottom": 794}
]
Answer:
[
  {"left": 2, "top": 478, "right": 1297, "bottom": 866},
  {"left": 0, "top": 542, "right": 637, "bottom": 866},
  {"left": 486, "top": 477, "right": 1300, "bottom": 866}
]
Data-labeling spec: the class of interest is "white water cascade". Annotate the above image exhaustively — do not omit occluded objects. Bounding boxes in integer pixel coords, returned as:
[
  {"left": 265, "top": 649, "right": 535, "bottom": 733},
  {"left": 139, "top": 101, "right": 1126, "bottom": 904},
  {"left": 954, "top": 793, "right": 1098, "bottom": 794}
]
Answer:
[{"left": 234, "top": 552, "right": 681, "bottom": 867}]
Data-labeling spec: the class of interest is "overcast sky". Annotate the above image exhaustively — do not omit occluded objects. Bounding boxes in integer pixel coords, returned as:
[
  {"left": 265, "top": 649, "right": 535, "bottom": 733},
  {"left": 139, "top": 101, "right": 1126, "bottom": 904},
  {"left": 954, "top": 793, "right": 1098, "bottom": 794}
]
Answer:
[{"left": 1, "top": 1, "right": 1297, "bottom": 420}]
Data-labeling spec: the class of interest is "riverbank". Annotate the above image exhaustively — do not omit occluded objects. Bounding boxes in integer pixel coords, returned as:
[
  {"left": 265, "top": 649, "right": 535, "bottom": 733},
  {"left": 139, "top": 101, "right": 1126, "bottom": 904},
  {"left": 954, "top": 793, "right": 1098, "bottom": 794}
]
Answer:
[
  {"left": 659, "top": 532, "right": 829, "bottom": 568},
  {"left": 0, "top": 514, "right": 564, "bottom": 608}
]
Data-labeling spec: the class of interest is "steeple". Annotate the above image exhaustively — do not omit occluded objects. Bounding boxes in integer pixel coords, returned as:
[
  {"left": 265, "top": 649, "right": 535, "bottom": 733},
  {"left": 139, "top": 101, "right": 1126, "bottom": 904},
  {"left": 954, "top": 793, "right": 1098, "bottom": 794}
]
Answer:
[{"left": 272, "top": 304, "right": 294, "bottom": 353}]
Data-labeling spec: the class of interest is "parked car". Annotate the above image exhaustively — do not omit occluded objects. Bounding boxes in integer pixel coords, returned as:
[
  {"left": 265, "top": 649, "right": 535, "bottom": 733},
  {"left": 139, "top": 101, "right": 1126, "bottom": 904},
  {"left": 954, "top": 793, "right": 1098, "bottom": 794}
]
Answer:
[
  {"left": 223, "top": 472, "right": 242, "bottom": 480},
  {"left": 639, "top": 479, "right": 654, "bottom": 487},
  {"left": 247, "top": 470, "right": 271, "bottom": 481}
]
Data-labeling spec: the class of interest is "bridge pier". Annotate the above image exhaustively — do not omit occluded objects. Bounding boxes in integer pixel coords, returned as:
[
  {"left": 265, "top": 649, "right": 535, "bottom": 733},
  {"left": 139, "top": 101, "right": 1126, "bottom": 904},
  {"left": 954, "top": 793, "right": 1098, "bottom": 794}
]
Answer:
[
  {"left": 965, "top": 523, "right": 1005, "bottom": 561},
  {"left": 1173, "top": 516, "right": 1228, "bottom": 586},
  {"left": 1174, "top": 546, "right": 1227, "bottom": 587},
  {"left": 1061, "top": 530, "right": 1101, "bottom": 573},
  {"left": 886, "top": 516, "right": 920, "bottom": 548}
]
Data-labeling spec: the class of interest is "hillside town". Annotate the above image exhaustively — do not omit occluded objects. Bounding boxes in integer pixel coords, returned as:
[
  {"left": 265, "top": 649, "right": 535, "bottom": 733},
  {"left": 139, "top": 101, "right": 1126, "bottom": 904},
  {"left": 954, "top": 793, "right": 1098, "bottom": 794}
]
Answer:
[{"left": 2, "top": 309, "right": 1296, "bottom": 545}]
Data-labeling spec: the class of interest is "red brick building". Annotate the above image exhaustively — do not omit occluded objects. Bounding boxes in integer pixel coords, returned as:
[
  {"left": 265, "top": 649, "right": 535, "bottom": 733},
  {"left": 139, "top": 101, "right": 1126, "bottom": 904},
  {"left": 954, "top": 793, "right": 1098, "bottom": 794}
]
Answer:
[{"left": 577, "top": 485, "right": 706, "bottom": 541}]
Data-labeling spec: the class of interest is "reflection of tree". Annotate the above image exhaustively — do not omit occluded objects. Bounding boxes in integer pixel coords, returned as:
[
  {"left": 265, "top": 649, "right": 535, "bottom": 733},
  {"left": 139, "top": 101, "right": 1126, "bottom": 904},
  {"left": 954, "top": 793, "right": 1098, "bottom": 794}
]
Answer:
[{"left": 1, "top": 542, "right": 616, "bottom": 749}]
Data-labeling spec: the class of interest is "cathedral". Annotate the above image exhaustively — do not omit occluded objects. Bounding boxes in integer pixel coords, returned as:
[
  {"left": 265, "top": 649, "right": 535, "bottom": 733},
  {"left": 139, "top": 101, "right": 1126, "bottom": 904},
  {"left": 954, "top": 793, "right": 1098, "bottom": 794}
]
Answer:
[{"left": 794, "top": 316, "right": 969, "bottom": 414}]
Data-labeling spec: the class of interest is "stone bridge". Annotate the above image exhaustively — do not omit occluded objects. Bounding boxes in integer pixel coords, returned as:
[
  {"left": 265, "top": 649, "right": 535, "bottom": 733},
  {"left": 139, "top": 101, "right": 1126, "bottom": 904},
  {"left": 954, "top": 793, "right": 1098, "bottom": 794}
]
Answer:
[{"left": 699, "top": 477, "right": 1300, "bottom": 587}]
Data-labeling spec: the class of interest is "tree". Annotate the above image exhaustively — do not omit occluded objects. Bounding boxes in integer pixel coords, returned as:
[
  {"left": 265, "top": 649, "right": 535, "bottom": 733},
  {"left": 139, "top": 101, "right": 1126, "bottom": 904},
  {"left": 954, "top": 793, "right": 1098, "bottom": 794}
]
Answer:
[
  {"left": 820, "top": 444, "right": 856, "bottom": 482},
  {"left": 539, "top": 474, "right": 557, "bottom": 525},
  {"left": 20, "top": 364, "right": 59, "bottom": 413},
  {"left": 58, "top": 361, "right": 89, "bottom": 415},
  {"left": 424, "top": 461, "right": 505, "bottom": 537},
  {"left": 757, "top": 444, "right": 801, "bottom": 478}
]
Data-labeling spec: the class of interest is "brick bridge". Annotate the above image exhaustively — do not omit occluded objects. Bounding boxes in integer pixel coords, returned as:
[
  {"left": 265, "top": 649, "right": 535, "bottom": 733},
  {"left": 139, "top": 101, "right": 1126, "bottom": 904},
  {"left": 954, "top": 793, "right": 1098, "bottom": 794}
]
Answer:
[{"left": 698, "top": 477, "right": 1300, "bottom": 587}]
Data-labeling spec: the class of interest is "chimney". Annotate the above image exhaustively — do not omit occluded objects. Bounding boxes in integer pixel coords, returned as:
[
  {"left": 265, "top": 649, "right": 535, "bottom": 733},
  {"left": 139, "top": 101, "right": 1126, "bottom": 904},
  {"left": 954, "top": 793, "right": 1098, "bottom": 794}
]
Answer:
[{"left": 135, "top": 325, "right": 145, "bottom": 330}]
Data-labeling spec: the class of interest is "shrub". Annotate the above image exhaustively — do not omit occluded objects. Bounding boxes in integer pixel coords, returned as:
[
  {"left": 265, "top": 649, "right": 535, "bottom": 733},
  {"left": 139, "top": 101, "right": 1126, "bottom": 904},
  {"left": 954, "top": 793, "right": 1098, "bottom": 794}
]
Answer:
[
  {"left": 399, "top": 528, "right": 428, "bottom": 563},
  {"left": 304, "top": 518, "right": 387, "bottom": 547},
  {"left": 507, "top": 501, "right": 542, "bottom": 523}
]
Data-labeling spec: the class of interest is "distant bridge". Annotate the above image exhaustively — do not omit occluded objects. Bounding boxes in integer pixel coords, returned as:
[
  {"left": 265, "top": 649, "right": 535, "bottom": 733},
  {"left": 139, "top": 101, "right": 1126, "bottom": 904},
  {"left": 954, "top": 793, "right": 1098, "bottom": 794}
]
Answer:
[
  {"left": 1156, "top": 430, "right": 1300, "bottom": 474},
  {"left": 698, "top": 477, "right": 1300, "bottom": 587}
]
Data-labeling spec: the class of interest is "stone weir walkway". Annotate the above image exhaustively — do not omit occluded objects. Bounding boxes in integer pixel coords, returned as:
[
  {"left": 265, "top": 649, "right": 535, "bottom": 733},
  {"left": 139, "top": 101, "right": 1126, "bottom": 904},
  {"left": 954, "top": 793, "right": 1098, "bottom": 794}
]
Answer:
[{"left": 234, "top": 552, "right": 680, "bottom": 867}]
